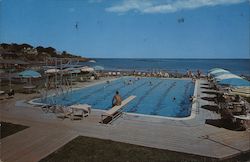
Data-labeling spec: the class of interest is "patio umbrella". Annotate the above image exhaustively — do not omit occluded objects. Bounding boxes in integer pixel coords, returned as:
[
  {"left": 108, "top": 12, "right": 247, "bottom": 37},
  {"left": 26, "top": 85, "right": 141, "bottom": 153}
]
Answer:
[
  {"left": 214, "top": 74, "right": 241, "bottom": 81},
  {"left": 218, "top": 78, "right": 250, "bottom": 87},
  {"left": 19, "top": 70, "right": 41, "bottom": 78},
  {"left": 81, "top": 67, "right": 94, "bottom": 72},
  {"left": 19, "top": 70, "right": 41, "bottom": 86},
  {"left": 63, "top": 68, "right": 81, "bottom": 74},
  {"left": 45, "top": 69, "right": 60, "bottom": 74},
  {"left": 93, "top": 66, "right": 104, "bottom": 71}
]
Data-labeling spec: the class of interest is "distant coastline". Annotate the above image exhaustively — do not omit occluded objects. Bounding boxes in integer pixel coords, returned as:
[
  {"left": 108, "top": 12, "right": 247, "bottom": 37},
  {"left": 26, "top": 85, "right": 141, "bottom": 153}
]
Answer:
[{"left": 0, "top": 43, "right": 89, "bottom": 62}]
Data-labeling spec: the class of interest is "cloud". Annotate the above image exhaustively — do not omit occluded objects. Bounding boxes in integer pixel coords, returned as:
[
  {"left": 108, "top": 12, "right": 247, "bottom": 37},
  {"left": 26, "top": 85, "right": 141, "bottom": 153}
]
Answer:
[{"left": 105, "top": 0, "right": 248, "bottom": 14}]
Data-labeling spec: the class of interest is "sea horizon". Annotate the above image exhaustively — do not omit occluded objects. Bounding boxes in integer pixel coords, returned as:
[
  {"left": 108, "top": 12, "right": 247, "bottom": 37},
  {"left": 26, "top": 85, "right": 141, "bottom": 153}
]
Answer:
[{"left": 81, "top": 58, "right": 250, "bottom": 76}]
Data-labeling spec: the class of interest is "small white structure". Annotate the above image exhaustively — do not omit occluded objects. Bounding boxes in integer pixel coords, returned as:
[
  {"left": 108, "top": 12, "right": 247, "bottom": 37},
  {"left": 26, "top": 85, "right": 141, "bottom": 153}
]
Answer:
[
  {"left": 45, "top": 69, "right": 60, "bottom": 74},
  {"left": 81, "top": 66, "right": 94, "bottom": 72}
]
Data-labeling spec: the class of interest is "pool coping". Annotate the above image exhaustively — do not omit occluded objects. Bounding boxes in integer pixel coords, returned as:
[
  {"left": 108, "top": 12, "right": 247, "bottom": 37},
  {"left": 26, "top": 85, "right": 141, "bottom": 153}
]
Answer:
[{"left": 29, "top": 77, "right": 198, "bottom": 121}]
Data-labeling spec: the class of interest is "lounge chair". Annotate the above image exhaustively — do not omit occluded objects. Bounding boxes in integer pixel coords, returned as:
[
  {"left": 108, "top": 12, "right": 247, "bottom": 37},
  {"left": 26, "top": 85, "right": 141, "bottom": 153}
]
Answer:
[
  {"left": 68, "top": 104, "right": 91, "bottom": 120},
  {"left": 101, "top": 95, "right": 136, "bottom": 124},
  {"left": 56, "top": 106, "right": 73, "bottom": 119}
]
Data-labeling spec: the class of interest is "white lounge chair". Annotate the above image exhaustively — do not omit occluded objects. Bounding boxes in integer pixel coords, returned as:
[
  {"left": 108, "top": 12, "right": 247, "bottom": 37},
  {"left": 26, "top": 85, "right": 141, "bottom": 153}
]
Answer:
[
  {"left": 56, "top": 106, "right": 73, "bottom": 119},
  {"left": 101, "top": 96, "right": 136, "bottom": 124},
  {"left": 57, "top": 104, "right": 91, "bottom": 120},
  {"left": 68, "top": 104, "right": 91, "bottom": 120}
]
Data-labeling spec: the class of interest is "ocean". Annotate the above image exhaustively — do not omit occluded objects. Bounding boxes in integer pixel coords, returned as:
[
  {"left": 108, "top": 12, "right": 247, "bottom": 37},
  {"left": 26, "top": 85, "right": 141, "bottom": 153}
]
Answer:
[{"left": 81, "top": 59, "right": 250, "bottom": 76}]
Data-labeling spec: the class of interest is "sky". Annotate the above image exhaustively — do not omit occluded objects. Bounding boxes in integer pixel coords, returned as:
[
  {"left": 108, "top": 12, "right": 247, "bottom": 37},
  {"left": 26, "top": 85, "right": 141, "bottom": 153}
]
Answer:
[{"left": 0, "top": 0, "right": 249, "bottom": 58}]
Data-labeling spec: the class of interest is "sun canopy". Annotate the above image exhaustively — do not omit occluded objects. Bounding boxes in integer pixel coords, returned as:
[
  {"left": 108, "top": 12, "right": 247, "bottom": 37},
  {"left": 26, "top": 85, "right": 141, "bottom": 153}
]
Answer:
[
  {"left": 19, "top": 70, "right": 41, "bottom": 78},
  {"left": 218, "top": 78, "right": 250, "bottom": 87},
  {"left": 214, "top": 74, "right": 242, "bottom": 81},
  {"left": 209, "top": 69, "right": 229, "bottom": 75},
  {"left": 211, "top": 71, "right": 231, "bottom": 77},
  {"left": 208, "top": 68, "right": 226, "bottom": 73}
]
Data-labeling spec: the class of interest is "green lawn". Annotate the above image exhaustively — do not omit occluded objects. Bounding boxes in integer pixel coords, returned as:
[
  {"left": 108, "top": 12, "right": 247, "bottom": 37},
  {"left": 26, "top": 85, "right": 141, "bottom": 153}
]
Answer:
[
  {"left": 0, "top": 122, "right": 29, "bottom": 139},
  {"left": 39, "top": 136, "right": 250, "bottom": 162}
]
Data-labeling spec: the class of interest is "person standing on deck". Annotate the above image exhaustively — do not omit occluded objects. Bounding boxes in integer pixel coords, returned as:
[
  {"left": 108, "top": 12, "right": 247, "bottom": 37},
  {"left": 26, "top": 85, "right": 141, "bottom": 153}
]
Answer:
[{"left": 112, "top": 91, "right": 122, "bottom": 107}]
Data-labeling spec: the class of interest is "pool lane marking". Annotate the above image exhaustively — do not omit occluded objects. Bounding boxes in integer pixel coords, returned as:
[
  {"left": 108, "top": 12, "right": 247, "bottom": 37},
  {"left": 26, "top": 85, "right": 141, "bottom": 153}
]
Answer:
[
  {"left": 90, "top": 78, "right": 143, "bottom": 108},
  {"left": 152, "top": 81, "right": 177, "bottom": 115},
  {"left": 128, "top": 79, "right": 164, "bottom": 113},
  {"left": 122, "top": 81, "right": 148, "bottom": 99},
  {"left": 176, "top": 81, "right": 194, "bottom": 117}
]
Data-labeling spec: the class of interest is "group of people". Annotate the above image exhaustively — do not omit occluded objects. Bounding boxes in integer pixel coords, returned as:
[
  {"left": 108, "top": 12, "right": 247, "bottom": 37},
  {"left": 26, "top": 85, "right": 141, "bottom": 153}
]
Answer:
[{"left": 186, "top": 69, "right": 202, "bottom": 79}]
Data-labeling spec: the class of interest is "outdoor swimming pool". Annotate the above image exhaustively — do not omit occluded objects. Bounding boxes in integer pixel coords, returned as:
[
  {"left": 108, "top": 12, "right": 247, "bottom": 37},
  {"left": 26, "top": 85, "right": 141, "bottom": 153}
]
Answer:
[{"left": 34, "top": 77, "right": 195, "bottom": 118}]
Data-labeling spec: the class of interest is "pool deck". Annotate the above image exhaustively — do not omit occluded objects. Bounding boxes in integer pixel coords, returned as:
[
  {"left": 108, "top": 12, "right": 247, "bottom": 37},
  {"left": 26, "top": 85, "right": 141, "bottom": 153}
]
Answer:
[{"left": 0, "top": 78, "right": 249, "bottom": 162}]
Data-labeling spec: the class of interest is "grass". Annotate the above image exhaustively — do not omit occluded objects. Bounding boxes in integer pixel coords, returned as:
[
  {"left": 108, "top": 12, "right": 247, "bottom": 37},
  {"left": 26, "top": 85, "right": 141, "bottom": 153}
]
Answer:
[
  {"left": 39, "top": 136, "right": 249, "bottom": 162},
  {"left": 0, "top": 122, "right": 29, "bottom": 139}
]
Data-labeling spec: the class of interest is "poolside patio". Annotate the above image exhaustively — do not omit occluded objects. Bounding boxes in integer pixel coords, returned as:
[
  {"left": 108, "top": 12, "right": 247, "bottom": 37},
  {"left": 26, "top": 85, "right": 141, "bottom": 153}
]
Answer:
[{"left": 0, "top": 79, "right": 249, "bottom": 162}]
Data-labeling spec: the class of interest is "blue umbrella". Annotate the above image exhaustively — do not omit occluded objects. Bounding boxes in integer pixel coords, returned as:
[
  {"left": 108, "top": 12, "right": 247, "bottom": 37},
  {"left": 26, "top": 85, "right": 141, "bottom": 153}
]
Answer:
[
  {"left": 218, "top": 78, "right": 250, "bottom": 87},
  {"left": 19, "top": 70, "right": 41, "bottom": 78}
]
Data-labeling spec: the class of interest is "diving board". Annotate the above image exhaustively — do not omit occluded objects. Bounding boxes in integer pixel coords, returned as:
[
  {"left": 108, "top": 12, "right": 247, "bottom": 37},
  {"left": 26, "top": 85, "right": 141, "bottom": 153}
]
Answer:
[{"left": 101, "top": 95, "right": 136, "bottom": 124}]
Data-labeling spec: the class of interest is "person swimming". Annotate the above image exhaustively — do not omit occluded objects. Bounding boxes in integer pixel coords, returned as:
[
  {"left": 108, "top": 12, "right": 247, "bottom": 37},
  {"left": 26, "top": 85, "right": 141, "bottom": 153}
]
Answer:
[{"left": 112, "top": 91, "right": 122, "bottom": 107}]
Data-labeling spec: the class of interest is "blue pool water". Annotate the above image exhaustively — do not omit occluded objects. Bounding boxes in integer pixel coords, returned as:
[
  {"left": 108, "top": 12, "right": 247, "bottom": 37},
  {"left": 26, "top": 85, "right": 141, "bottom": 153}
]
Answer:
[{"left": 35, "top": 77, "right": 195, "bottom": 118}]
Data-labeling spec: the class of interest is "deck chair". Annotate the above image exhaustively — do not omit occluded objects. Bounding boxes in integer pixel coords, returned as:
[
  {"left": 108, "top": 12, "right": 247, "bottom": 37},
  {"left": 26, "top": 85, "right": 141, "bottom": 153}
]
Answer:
[
  {"left": 101, "top": 95, "right": 136, "bottom": 124},
  {"left": 56, "top": 106, "right": 73, "bottom": 119},
  {"left": 68, "top": 104, "right": 91, "bottom": 120}
]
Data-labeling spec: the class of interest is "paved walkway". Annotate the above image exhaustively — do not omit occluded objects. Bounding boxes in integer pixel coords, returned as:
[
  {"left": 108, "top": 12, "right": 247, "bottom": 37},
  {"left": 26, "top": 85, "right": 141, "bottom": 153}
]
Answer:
[{"left": 0, "top": 79, "right": 249, "bottom": 162}]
